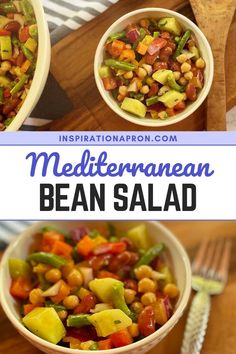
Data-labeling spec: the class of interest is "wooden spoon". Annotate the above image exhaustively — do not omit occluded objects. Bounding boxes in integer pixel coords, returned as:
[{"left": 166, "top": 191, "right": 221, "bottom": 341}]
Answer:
[{"left": 189, "top": 0, "right": 236, "bottom": 131}]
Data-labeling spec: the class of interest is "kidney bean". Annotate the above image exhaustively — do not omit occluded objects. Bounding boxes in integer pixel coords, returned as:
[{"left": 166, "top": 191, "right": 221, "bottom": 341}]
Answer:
[
  {"left": 168, "top": 58, "right": 181, "bottom": 72},
  {"left": 4, "top": 21, "right": 21, "bottom": 33},
  {"left": 148, "top": 83, "right": 159, "bottom": 97},
  {"left": 88, "top": 254, "right": 112, "bottom": 271},
  {"left": 124, "top": 279, "right": 138, "bottom": 292},
  {"left": 74, "top": 293, "right": 96, "bottom": 314},
  {"left": 159, "top": 46, "right": 173, "bottom": 62},
  {"left": 138, "top": 306, "right": 156, "bottom": 337},
  {"left": 120, "top": 237, "right": 134, "bottom": 250},
  {"left": 160, "top": 31, "right": 171, "bottom": 40},
  {"left": 186, "top": 83, "right": 197, "bottom": 101},
  {"left": 153, "top": 61, "right": 168, "bottom": 71}
]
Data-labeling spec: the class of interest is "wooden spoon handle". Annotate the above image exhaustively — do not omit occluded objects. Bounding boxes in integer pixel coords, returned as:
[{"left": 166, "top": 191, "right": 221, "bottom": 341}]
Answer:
[{"left": 206, "top": 50, "right": 227, "bottom": 131}]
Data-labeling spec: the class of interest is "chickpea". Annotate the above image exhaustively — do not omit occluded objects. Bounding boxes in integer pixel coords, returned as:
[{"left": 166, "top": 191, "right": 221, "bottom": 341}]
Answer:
[
  {"left": 117, "top": 94, "right": 125, "bottom": 102},
  {"left": 146, "top": 77, "right": 154, "bottom": 86},
  {"left": 58, "top": 310, "right": 68, "bottom": 320},
  {"left": 130, "top": 301, "right": 144, "bottom": 314},
  {"left": 135, "top": 265, "right": 153, "bottom": 280},
  {"left": 163, "top": 283, "right": 180, "bottom": 299},
  {"left": 67, "top": 269, "right": 83, "bottom": 287},
  {"left": 173, "top": 71, "right": 181, "bottom": 81},
  {"left": 181, "top": 62, "right": 191, "bottom": 73},
  {"left": 118, "top": 85, "right": 128, "bottom": 96},
  {"left": 29, "top": 288, "right": 44, "bottom": 305},
  {"left": 124, "top": 71, "right": 133, "bottom": 79},
  {"left": 176, "top": 54, "right": 188, "bottom": 64},
  {"left": 141, "top": 292, "right": 157, "bottom": 306},
  {"left": 33, "top": 263, "right": 51, "bottom": 274},
  {"left": 128, "top": 323, "right": 139, "bottom": 337},
  {"left": 140, "top": 85, "right": 150, "bottom": 95},
  {"left": 63, "top": 295, "right": 80, "bottom": 309},
  {"left": 184, "top": 71, "right": 193, "bottom": 81},
  {"left": 138, "top": 278, "right": 157, "bottom": 293},
  {"left": 45, "top": 268, "right": 62, "bottom": 283},
  {"left": 178, "top": 77, "right": 187, "bottom": 86},
  {"left": 195, "top": 57, "right": 205, "bottom": 69},
  {"left": 61, "top": 260, "right": 75, "bottom": 278},
  {"left": 1, "top": 61, "right": 11, "bottom": 72},
  {"left": 124, "top": 289, "right": 137, "bottom": 304},
  {"left": 137, "top": 67, "right": 147, "bottom": 80},
  {"left": 78, "top": 287, "right": 91, "bottom": 300}
]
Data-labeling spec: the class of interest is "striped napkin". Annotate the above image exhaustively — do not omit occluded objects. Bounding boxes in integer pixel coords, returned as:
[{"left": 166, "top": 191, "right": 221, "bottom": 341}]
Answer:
[
  {"left": 21, "top": 0, "right": 119, "bottom": 130},
  {"left": 0, "top": 221, "right": 33, "bottom": 250}
]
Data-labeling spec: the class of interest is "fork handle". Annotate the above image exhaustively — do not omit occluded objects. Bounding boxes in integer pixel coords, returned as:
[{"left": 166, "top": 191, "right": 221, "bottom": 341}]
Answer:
[{"left": 181, "top": 291, "right": 211, "bottom": 354}]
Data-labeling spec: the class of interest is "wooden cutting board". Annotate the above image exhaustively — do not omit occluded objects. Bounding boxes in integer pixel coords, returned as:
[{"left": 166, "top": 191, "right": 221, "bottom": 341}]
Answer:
[
  {"left": 1, "top": 221, "right": 236, "bottom": 354},
  {"left": 40, "top": 0, "right": 236, "bottom": 131}
]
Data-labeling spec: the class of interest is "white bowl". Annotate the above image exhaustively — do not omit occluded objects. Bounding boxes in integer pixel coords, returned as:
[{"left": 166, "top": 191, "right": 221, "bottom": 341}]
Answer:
[
  {"left": 0, "top": 221, "right": 191, "bottom": 354},
  {"left": 5, "top": 0, "right": 51, "bottom": 131},
  {"left": 94, "top": 8, "right": 214, "bottom": 127}
]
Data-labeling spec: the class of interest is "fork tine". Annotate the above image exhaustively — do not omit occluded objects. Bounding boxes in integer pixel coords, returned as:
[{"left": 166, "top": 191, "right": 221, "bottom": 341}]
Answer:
[
  {"left": 192, "top": 239, "right": 209, "bottom": 274},
  {"left": 206, "top": 239, "right": 224, "bottom": 278},
  {"left": 200, "top": 240, "right": 217, "bottom": 277},
  {"left": 216, "top": 240, "right": 232, "bottom": 283}
]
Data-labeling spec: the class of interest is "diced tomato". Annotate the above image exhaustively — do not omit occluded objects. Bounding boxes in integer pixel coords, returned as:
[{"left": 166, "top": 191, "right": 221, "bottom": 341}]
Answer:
[
  {"left": 174, "top": 101, "right": 186, "bottom": 111},
  {"left": 0, "top": 29, "right": 10, "bottom": 36},
  {"left": 19, "top": 26, "right": 30, "bottom": 42},
  {"left": 148, "top": 83, "right": 159, "bottom": 97},
  {"left": 138, "top": 306, "right": 156, "bottom": 337},
  {"left": 166, "top": 107, "right": 175, "bottom": 116},
  {"left": 23, "top": 303, "right": 38, "bottom": 316},
  {"left": 50, "top": 280, "right": 70, "bottom": 304},
  {"left": 10, "top": 277, "right": 32, "bottom": 300},
  {"left": 102, "top": 77, "right": 117, "bottom": 91},
  {"left": 110, "top": 329, "right": 133, "bottom": 347},
  {"left": 166, "top": 41, "right": 176, "bottom": 51},
  {"left": 98, "top": 339, "right": 113, "bottom": 350},
  {"left": 186, "top": 83, "right": 197, "bottom": 101},
  {"left": 153, "top": 61, "right": 168, "bottom": 71},
  {"left": 124, "top": 279, "right": 138, "bottom": 291},
  {"left": 41, "top": 230, "right": 64, "bottom": 252},
  {"left": 77, "top": 235, "right": 95, "bottom": 257},
  {"left": 93, "top": 242, "right": 127, "bottom": 255},
  {"left": 97, "top": 270, "right": 120, "bottom": 280},
  {"left": 74, "top": 293, "right": 96, "bottom": 314}
]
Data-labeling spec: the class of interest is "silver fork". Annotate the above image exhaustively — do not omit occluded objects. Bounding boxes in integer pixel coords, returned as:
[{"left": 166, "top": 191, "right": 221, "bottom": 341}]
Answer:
[{"left": 181, "top": 239, "right": 232, "bottom": 354}]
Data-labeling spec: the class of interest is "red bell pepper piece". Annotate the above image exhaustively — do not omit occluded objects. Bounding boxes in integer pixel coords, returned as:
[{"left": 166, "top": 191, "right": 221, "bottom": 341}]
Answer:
[
  {"left": 10, "top": 277, "right": 32, "bottom": 300},
  {"left": 110, "top": 329, "right": 133, "bottom": 347},
  {"left": 74, "top": 293, "right": 96, "bottom": 314},
  {"left": 93, "top": 242, "right": 127, "bottom": 255},
  {"left": 98, "top": 339, "right": 113, "bottom": 350},
  {"left": 51, "top": 240, "right": 73, "bottom": 257}
]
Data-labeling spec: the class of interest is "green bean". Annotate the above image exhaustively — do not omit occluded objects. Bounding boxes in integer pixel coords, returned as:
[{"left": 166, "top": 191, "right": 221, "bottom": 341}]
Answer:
[
  {"left": 108, "top": 31, "right": 126, "bottom": 42},
  {"left": 45, "top": 302, "right": 66, "bottom": 312},
  {"left": 105, "top": 59, "right": 136, "bottom": 71},
  {"left": 112, "top": 284, "right": 136, "bottom": 321},
  {"left": 27, "top": 252, "right": 67, "bottom": 268},
  {"left": 20, "top": 0, "right": 35, "bottom": 24},
  {"left": 146, "top": 95, "right": 159, "bottom": 106},
  {"left": 134, "top": 243, "right": 165, "bottom": 269},
  {"left": 10, "top": 75, "right": 29, "bottom": 96},
  {"left": 0, "top": 2, "right": 17, "bottom": 14},
  {"left": 153, "top": 31, "right": 160, "bottom": 38},
  {"left": 173, "top": 30, "right": 191, "bottom": 59},
  {"left": 67, "top": 314, "right": 91, "bottom": 328},
  {"left": 21, "top": 44, "right": 34, "bottom": 61}
]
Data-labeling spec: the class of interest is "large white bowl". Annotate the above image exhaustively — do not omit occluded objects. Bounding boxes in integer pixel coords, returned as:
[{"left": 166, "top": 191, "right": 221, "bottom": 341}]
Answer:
[
  {"left": 0, "top": 221, "right": 191, "bottom": 354},
  {"left": 94, "top": 8, "right": 214, "bottom": 127},
  {"left": 5, "top": 0, "right": 51, "bottom": 131}
]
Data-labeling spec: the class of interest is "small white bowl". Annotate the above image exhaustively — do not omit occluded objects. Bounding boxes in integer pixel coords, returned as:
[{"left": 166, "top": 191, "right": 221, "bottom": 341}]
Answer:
[
  {"left": 5, "top": 0, "right": 51, "bottom": 131},
  {"left": 94, "top": 8, "right": 214, "bottom": 127},
  {"left": 0, "top": 221, "right": 191, "bottom": 354}
]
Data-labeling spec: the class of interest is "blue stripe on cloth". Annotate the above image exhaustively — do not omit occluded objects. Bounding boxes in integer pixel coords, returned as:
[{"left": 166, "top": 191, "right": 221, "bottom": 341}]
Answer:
[{"left": 0, "top": 222, "right": 33, "bottom": 246}]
